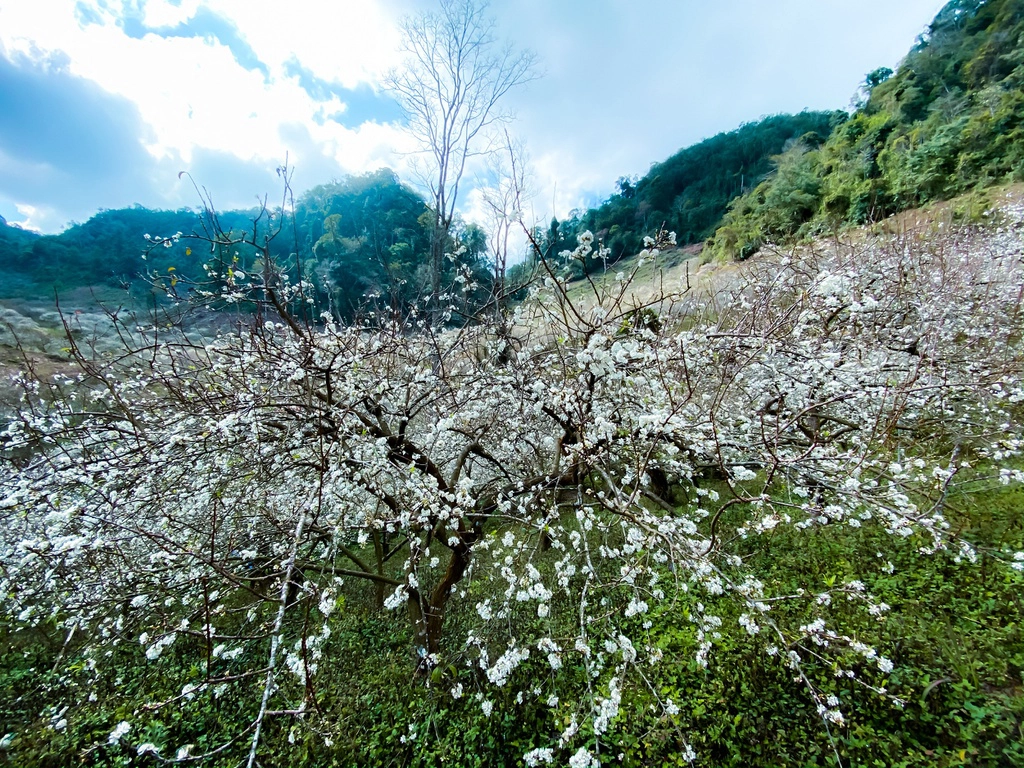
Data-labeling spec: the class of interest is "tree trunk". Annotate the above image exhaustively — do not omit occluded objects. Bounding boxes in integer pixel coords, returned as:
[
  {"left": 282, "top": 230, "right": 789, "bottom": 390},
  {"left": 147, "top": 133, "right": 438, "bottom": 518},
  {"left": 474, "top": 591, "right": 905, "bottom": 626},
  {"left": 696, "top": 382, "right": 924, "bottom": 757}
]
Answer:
[
  {"left": 406, "top": 532, "right": 476, "bottom": 663},
  {"left": 372, "top": 531, "right": 386, "bottom": 611},
  {"left": 430, "top": 214, "right": 450, "bottom": 325}
]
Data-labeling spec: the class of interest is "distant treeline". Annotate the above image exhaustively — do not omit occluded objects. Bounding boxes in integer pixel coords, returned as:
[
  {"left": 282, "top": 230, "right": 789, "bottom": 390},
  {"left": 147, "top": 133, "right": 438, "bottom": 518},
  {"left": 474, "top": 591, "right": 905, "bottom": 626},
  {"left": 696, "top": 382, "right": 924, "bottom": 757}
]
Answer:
[
  {"left": 1, "top": 107, "right": 836, "bottom": 310},
  {"left": 0, "top": 169, "right": 491, "bottom": 322},
  {"left": 710, "top": 0, "right": 1024, "bottom": 259}
]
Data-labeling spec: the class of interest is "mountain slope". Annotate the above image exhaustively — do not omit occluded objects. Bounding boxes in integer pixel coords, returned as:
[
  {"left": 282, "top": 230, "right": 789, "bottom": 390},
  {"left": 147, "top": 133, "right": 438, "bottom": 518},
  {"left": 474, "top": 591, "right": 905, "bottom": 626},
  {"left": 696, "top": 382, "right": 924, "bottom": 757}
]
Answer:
[{"left": 711, "top": 0, "right": 1024, "bottom": 259}]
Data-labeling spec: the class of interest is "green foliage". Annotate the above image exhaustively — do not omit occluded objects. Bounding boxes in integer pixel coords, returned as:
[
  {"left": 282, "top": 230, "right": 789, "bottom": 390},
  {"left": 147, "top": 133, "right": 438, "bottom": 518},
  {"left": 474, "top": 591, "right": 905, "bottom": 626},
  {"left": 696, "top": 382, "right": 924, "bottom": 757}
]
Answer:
[
  {"left": 290, "top": 168, "right": 432, "bottom": 318},
  {"left": 711, "top": 0, "right": 1024, "bottom": 260},
  {"left": 0, "top": 217, "right": 40, "bottom": 271},
  {"left": 536, "top": 112, "right": 842, "bottom": 270},
  {"left": 710, "top": 141, "right": 826, "bottom": 260},
  {"left": 0, "top": 206, "right": 248, "bottom": 296},
  {"left": 0, "top": 169, "right": 496, "bottom": 323}
]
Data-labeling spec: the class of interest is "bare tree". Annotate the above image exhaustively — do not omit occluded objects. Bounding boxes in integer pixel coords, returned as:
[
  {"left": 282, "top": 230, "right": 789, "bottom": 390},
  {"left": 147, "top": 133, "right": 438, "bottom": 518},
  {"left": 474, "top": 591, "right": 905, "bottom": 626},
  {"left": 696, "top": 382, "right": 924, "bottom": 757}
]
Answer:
[
  {"left": 386, "top": 0, "right": 537, "bottom": 319},
  {"left": 482, "top": 131, "right": 530, "bottom": 299}
]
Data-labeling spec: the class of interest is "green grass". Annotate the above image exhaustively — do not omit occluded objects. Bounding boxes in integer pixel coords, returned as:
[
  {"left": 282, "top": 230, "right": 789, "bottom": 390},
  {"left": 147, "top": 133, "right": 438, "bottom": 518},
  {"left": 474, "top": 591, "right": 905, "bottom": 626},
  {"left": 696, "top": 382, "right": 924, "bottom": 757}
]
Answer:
[{"left": 2, "top": 471, "right": 1022, "bottom": 767}]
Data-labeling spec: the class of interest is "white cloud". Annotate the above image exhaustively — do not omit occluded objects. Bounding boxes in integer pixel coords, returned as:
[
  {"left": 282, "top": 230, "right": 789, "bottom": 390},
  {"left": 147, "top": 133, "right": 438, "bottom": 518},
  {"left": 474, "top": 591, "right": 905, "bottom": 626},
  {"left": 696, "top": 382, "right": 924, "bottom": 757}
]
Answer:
[
  {"left": 0, "top": 0, "right": 416, "bottom": 220},
  {"left": 12, "top": 202, "right": 42, "bottom": 231},
  {"left": 208, "top": 0, "right": 404, "bottom": 88},
  {"left": 141, "top": 0, "right": 203, "bottom": 28}
]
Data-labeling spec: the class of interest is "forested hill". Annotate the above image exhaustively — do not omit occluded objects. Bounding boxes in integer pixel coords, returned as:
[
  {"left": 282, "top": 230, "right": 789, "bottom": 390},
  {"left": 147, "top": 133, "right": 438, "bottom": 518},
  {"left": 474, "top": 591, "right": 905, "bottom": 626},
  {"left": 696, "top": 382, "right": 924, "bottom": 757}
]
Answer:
[
  {"left": 0, "top": 206, "right": 236, "bottom": 293},
  {"left": 539, "top": 111, "right": 843, "bottom": 270},
  {"left": 0, "top": 169, "right": 492, "bottom": 321},
  {"left": 0, "top": 215, "right": 40, "bottom": 266},
  {"left": 710, "top": 0, "right": 1024, "bottom": 259}
]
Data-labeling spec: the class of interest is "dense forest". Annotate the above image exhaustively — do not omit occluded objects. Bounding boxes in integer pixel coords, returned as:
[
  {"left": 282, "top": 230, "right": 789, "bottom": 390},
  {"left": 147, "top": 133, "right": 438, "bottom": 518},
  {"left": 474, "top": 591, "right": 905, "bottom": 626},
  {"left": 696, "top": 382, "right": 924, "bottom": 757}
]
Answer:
[
  {"left": 0, "top": 169, "right": 490, "bottom": 322},
  {"left": 710, "top": 0, "right": 1024, "bottom": 259},
  {"left": 534, "top": 111, "right": 843, "bottom": 275}
]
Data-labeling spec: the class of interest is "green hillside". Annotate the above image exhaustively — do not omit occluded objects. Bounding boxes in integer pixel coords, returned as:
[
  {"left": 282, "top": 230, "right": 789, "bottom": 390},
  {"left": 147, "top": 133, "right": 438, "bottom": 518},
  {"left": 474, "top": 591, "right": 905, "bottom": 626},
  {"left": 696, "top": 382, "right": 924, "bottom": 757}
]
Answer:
[
  {"left": 533, "top": 112, "right": 842, "bottom": 277},
  {"left": 0, "top": 170, "right": 491, "bottom": 323},
  {"left": 0, "top": 110, "right": 839, "bottom": 312},
  {"left": 711, "top": 0, "right": 1024, "bottom": 259}
]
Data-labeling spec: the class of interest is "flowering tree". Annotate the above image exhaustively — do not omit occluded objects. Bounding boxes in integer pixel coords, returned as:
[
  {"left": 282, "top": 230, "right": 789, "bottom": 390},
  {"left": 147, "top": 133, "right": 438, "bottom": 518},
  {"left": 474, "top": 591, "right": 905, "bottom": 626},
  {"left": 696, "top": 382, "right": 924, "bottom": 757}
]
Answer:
[{"left": 2, "top": 199, "right": 1023, "bottom": 766}]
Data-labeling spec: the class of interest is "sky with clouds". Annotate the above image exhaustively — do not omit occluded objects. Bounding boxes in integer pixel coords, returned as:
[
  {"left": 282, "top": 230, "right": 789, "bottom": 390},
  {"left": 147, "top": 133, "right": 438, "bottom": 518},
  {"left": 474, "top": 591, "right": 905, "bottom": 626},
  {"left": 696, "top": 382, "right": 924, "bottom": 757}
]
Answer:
[{"left": 0, "top": 0, "right": 948, "bottom": 233}]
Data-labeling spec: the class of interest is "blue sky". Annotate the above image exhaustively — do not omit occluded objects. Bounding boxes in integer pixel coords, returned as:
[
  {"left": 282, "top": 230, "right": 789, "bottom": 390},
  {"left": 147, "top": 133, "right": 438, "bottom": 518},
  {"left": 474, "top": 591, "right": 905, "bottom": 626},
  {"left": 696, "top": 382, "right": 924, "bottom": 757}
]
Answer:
[{"left": 0, "top": 0, "right": 948, "bottom": 233}]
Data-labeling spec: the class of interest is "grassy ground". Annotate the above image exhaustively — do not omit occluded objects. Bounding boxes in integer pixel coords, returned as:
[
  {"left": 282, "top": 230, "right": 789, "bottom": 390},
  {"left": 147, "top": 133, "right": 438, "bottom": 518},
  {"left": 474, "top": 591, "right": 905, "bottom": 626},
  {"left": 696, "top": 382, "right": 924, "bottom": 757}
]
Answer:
[{"left": 1, "top": 466, "right": 1021, "bottom": 768}]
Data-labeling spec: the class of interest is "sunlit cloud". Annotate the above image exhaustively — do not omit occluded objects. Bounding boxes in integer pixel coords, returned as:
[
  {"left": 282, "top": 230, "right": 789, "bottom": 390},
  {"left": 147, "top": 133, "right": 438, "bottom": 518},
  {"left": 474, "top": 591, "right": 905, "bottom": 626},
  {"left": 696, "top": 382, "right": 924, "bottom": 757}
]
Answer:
[{"left": 11, "top": 202, "right": 42, "bottom": 232}]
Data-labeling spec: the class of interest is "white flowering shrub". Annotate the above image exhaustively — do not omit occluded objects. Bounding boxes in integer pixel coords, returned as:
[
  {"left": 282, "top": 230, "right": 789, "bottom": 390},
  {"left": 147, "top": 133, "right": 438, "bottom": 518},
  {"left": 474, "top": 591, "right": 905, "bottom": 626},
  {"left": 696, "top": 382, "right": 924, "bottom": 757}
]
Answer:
[{"left": 1, "top": 209, "right": 1023, "bottom": 765}]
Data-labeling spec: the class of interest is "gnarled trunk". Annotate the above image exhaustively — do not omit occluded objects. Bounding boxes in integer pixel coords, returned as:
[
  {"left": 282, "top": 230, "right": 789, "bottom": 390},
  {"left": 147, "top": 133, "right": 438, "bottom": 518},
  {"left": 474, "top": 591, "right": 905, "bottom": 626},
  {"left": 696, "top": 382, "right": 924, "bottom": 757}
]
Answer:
[{"left": 406, "top": 532, "right": 476, "bottom": 661}]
